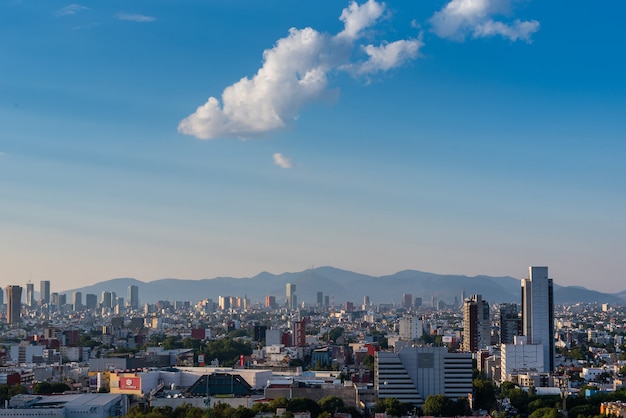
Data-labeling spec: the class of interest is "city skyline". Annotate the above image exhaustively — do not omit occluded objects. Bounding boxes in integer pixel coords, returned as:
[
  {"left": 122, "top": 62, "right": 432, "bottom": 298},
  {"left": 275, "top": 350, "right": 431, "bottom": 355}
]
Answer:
[{"left": 2, "top": 1, "right": 625, "bottom": 293}]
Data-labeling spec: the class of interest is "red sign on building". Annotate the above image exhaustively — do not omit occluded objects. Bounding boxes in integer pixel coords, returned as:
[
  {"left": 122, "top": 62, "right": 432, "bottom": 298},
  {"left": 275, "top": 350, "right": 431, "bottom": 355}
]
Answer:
[{"left": 119, "top": 377, "right": 141, "bottom": 390}]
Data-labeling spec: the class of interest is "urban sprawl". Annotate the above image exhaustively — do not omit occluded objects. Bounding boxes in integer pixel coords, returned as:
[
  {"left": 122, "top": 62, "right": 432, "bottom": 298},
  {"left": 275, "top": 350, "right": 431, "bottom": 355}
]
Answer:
[{"left": 0, "top": 266, "right": 625, "bottom": 418}]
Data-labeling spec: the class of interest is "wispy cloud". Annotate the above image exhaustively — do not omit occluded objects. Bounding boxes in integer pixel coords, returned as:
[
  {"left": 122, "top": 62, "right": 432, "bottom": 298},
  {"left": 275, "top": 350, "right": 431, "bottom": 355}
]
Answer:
[
  {"left": 116, "top": 13, "right": 156, "bottom": 23},
  {"left": 178, "top": 0, "right": 421, "bottom": 140},
  {"left": 56, "top": 3, "right": 88, "bottom": 17},
  {"left": 430, "top": 0, "right": 539, "bottom": 42},
  {"left": 273, "top": 153, "right": 294, "bottom": 169}
]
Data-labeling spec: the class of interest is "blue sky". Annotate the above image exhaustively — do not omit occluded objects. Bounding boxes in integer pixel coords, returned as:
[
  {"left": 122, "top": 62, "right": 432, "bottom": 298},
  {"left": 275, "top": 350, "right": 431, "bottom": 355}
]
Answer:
[{"left": 1, "top": 0, "right": 625, "bottom": 294}]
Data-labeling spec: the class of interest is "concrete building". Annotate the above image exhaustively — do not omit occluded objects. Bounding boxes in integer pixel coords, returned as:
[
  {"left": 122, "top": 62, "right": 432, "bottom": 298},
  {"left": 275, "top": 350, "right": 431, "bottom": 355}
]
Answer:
[
  {"left": 462, "top": 294, "right": 490, "bottom": 352},
  {"left": 375, "top": 346, "right": 472, "bottom": 407},
  {"left": 501, "top": 336, "right": 545, "bottom": 383},
  {"left": 522, "top": 266, "right": 555, "bottom": 372},
  {"left": 1, "top": 393, "right": 128, "bottom": 418},
  {"left": 499, "top": 303, "right": 521, "bottom": 344},
  {"left": 73, "top": 291, "right": 83, "bottom": 311},
  {"left": 398, "top": 316, "right": 423, "bottom": 341}
]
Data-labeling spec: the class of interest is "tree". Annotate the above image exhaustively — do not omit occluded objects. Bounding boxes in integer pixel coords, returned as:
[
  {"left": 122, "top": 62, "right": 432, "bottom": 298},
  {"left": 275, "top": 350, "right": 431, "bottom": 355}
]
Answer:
[
  {"left": 33, "top": 382, "right": 71, "bottom": 394},
  {"left": 473, "top": 377, "right": 496, "bottom": 411},
  {"left": 287, "top": 397, "right": 321, "bottom": 417},
  {"left": 422, "top": 395, "right": 457, "bottom": 417},
  {"left": 0, "top": 384, "right": 28, "bottom": 404},
  {"left": 363, "top": 354, "right": 375, "bottom": 374},
  {"left": 375, "top": 398, "right": 412, "bottom": 417},
  {"left": 528, "top": 407, "right": 563, "bottom": 418},
  {"left": 319, "top": 395, "right": 345, "bottom": 414}
]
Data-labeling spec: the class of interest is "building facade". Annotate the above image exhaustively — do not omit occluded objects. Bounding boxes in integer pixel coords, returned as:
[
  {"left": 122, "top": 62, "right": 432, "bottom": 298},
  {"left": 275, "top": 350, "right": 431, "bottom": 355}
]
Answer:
[
  {"left": 463, "top": 294, "right": 490, "bottom": 352},
  {"left": 398, "top": 316, "right": 423, "bottom": 341},
  {"left": 521, "top": 266, "right": 555, "bottom": 372},
  {"left": 499, "top": 303, "right": 522, "bottom": 345},
  {"left": 375, "top": 346, "right": 472, "bottom": 407},
  {"left": 6, "top": 285, "right": 22, "bottom": 325},
  {"left": 39, "top": 280, "right": 51, "bottom": 305}
]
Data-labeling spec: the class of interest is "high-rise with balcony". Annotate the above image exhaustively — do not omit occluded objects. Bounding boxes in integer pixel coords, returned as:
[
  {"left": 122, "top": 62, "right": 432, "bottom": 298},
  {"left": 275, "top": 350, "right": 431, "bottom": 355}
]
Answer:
[
  {"left": 521, "top": 266, "right": 555, "bottom": 372},
  {"left": 462, "top": 294, "right": 490, "bottom": 352}
]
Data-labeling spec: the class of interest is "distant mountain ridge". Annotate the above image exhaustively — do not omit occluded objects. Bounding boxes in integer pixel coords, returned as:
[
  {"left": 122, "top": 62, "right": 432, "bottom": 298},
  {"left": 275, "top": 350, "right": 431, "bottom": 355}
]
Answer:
[{"left": 62, "top": 267, "right": 626, "bottom": 306}]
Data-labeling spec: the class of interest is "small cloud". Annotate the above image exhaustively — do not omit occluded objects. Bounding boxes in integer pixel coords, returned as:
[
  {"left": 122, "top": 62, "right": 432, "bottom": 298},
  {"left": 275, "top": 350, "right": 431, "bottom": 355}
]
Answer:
[
  {"left": 273, "top": 153, "right": 294, "bottom": 169},
  {"left": 178, "top": 0, "right": 421, "bottom": 140},
  {"left": 116, "top": 13, "right": 156, "bottom": 22},
  {"left": 56, "top": 4, "right": 88, "bottom": 16},
  {"left": 353, "top": 38, "right": 423, "bottom": 75},
  {"left": 430, "top": 0, "right": 539, "bottom": 42}
]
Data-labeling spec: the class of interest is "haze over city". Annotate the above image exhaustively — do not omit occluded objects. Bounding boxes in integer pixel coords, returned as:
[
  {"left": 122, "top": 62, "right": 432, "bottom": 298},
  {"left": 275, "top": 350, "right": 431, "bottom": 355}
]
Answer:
[{"left": 1, "top": 0, "right": 625, "bottom": 293}]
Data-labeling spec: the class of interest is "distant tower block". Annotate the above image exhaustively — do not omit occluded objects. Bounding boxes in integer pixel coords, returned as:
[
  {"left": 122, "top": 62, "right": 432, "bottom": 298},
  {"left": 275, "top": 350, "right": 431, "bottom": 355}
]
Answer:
[
  {"left": 127, "top": 285, "right": 139, "bottom": 310},
  {"left": 402, "top": 293, "right": 413, "bottom": 308},
  {"left": 317, "top": 292, "right": 323, "bottom": 307},
  {"left": 286, "top": 283, "right": 296, "bottom": 310},
  {"left": 40, "top": 280, "right": 51, "bottom": 305},
  {"left": 6, "top": 285, "right": 23, "bottom": 325},
  {"left": 364, "top": 295, "right": 370, "bottom": 307},
  {"left": 26, "top": 283, "right": 35, "bottom": 307}
]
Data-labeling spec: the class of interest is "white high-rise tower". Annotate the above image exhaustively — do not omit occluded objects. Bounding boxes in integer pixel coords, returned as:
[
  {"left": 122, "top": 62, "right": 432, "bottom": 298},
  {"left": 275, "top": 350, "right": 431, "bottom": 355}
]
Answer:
[{"left": 521, "top": 266, "right": 555, "bottom": 372}]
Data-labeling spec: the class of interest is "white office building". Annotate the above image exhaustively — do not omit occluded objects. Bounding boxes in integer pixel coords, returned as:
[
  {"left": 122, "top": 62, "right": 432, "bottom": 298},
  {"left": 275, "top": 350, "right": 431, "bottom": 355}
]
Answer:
[
  {"left": 375, "top": 346, "right": 472, "bottom": 407},
  {"left": 521, "top": 266, "right": 555, "bottom": 372},
  {"left": 501, "top": 336, "right": 545, "bottom": 383}
]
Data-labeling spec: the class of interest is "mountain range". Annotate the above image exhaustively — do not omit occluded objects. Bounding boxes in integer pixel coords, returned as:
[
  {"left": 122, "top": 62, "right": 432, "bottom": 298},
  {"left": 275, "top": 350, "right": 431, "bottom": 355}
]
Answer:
[{"left": 62, "top": 267, "right": 626, "bottom": 307}]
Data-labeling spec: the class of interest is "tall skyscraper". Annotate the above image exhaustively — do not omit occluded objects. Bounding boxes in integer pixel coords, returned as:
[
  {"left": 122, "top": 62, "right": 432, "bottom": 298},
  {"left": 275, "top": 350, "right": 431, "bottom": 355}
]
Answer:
[
  {"left": 0, "top": 288, "right": 4, "bottom": 306},
  {"left": 402, "top": 293, "right": 413, "bottom": 308},
  {"left": 463, "top": 294, "right": 490, "bottom": 352},
  {"left": 286, "top": 283, "right": 296, "bottom": 310},
  {"left": 317, "top": 291, "right": 323, "bottom": 307},
  {"left": 127, "top": 285, "right": 139, "bottom": 310},
  {"left": 6, "top": 285, "right": 22, "bottom": 325},
  {"left": 521, "top": 266, "right": 555, "bottom": 372},
  {"left": 102, "top": 291, "right": 112, "bottom": 309},
  {"left": 85, "top": 294, "right": 98, "bottom": 310},
  {"left": 72, "top": 291, "right": 83, "bottom": 311},
  {"left": 40, "top": 280, "right": 51, "bottom": 305},
  {"left": 26, "top": 283, "right": 35, "bottom": 307}
]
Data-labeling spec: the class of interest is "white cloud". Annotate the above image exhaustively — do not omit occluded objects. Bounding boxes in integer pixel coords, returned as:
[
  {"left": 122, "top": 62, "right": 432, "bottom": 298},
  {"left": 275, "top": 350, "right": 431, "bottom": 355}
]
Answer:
[
  {"left": 117, "top": 13, "right": 156, "bottom": 22},
  {"left": 273, "top": 153, "right": 294, "bottom": 169},
  {"left": 178, "top": 0, "right": 422, "bottom": 140},
  {"left": 337, "top": 0, "right": 385, "bottom": 40},
  {"left": 355, "top": 39, "right": 423, "bottom": 74},
  {"left": 56, "top": 4, "right": 88, "bottom": 16},
  {"left": 430, "top": 0, "right": 539, "bottom": 42}
]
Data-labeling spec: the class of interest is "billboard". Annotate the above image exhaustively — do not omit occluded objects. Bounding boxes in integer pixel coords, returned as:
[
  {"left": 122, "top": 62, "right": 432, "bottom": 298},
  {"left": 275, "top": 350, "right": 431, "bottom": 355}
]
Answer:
[{"left": 119, "top": 377, "right": 141, "bottom": 390}]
